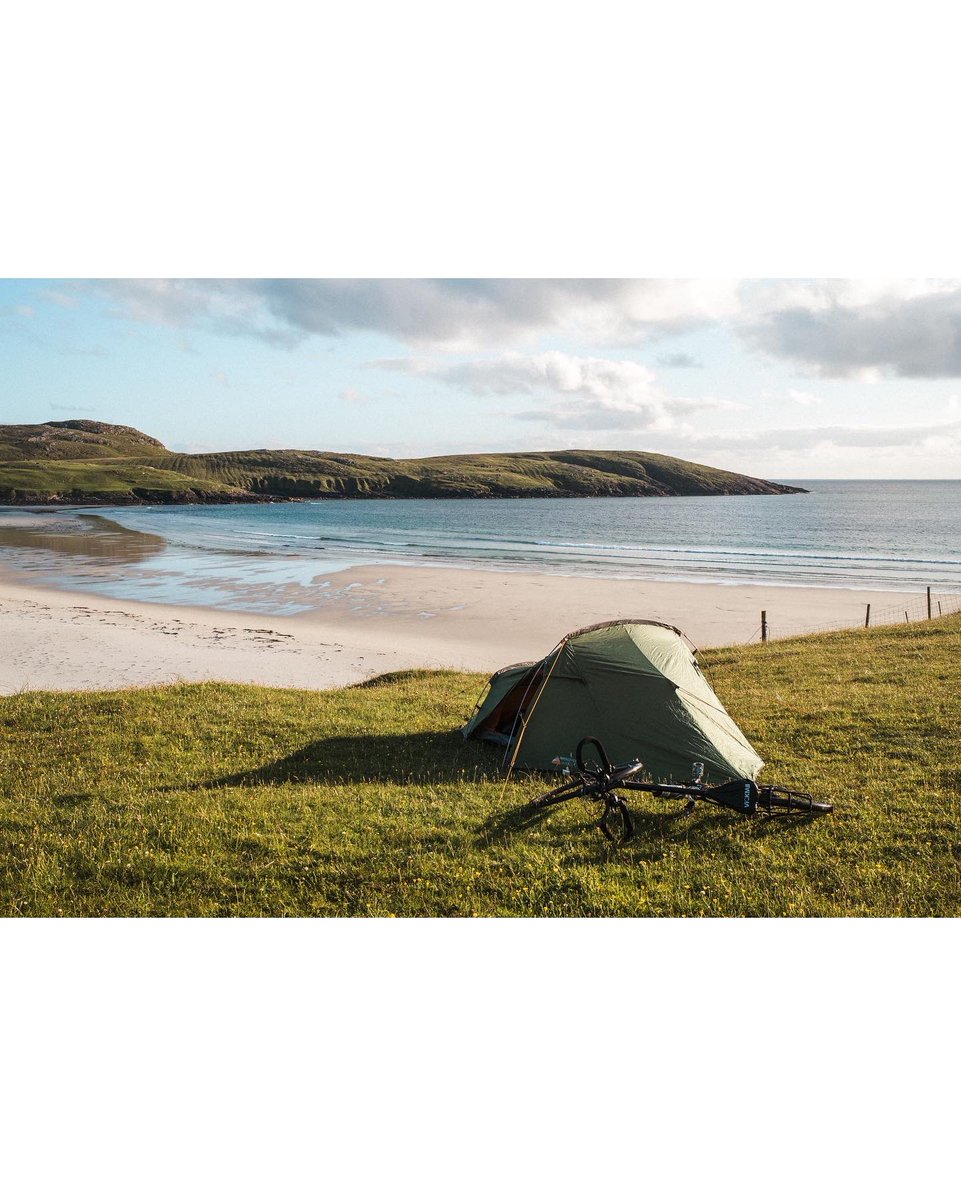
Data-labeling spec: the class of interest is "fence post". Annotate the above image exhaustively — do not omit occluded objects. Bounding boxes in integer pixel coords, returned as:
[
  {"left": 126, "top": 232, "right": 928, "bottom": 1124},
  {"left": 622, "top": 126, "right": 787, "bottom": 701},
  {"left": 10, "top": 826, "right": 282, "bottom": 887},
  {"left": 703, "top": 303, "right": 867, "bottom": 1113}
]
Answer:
[
  {"left": 905, "top": 611, "right": 909, "bottom": 623},
  {"left": 865, "top": 603, "right": 871, "bottom": 628},
  {"left": 938, "top": 601, "right": 943, "bottom": 616},
  {"left": 761, "top": 610, "right": 767, "bottom": 643},
  {"left": 927, "top": 587, "right": 932, "bottom": 620}
]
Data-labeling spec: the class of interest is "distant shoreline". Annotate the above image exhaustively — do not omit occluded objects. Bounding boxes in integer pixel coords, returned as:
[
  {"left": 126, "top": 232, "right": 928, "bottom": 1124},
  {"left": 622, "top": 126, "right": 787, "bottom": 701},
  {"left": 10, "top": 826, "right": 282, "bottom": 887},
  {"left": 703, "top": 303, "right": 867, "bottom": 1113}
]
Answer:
[{"left": 0, "top": 487, "right": 808, "bottom": 509}]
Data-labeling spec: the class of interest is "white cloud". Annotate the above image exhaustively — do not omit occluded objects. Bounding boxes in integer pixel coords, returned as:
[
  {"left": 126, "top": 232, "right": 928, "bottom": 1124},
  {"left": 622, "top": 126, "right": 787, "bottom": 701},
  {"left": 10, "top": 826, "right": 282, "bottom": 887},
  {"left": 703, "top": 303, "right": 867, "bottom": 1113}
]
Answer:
[
  {"left": 685, "top": 417, "right": 961, "bottom": 454},
  {"left": 631, "top": 415, "right": 961, "bottom": 480},
  {"left": 39, "top": 287, "right": 80, "bottom": 309},
  {"left": 744, "top": 278, "right": 960, "bottom": 313},
  {"left": 382, "top": 350, "right": 737, "bottom": 431},
  {"left": 786, "top": 388, "right": 825, "bottom": 407},
  {"left": 340, "top": 387, "right": 372, "bottom": 405}
]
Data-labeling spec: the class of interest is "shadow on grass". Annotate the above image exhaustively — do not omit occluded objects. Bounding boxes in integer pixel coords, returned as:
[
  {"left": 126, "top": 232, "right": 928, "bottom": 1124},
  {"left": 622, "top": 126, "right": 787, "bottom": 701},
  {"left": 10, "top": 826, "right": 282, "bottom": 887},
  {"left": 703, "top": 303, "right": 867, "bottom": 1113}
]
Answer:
[
  {"left": 477, "top": 795, "right": 700, "bottom": 850},
  {"left": 166, "top": 730, "right": 493, "bottom": 791},
  {"left": 478, "top": 792, "right": 827, "bottom": 856},
  {"left": 51, "top": 793, "right": 91, "bottom": 808},
  {"left": 476, "top": 799, "right": 577, "bottom": 841}
]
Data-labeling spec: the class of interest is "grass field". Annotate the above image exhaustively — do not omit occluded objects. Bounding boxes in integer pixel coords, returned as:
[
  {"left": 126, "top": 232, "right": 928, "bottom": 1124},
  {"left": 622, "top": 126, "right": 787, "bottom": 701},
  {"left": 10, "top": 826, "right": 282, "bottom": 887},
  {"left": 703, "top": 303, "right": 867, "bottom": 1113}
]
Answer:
[{"left": 2, "top": 614, "right": 959, "bottom": 917}]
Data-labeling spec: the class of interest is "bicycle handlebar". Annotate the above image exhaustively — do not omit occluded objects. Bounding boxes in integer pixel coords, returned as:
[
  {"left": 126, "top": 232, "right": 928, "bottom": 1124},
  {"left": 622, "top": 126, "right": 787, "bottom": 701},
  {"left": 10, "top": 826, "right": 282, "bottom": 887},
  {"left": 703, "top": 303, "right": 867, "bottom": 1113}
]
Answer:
[{"left": 576, "top": 736, "right": 613, "bottom": 774}]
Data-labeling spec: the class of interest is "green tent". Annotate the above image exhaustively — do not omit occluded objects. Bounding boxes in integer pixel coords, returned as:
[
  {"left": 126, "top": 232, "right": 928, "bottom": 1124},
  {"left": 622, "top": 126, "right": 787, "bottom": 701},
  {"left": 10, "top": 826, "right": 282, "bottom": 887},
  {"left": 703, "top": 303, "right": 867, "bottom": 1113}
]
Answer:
[{"left": 462, "top": 619, "right": 763, "bottom": 783}]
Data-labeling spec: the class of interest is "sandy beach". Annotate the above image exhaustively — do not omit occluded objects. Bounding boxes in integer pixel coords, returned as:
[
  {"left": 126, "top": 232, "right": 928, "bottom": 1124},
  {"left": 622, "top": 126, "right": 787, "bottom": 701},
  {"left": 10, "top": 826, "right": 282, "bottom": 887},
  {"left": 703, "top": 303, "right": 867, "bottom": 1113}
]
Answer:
[{"left": 0, "top": 560, "right": 926, "bottom": 694}]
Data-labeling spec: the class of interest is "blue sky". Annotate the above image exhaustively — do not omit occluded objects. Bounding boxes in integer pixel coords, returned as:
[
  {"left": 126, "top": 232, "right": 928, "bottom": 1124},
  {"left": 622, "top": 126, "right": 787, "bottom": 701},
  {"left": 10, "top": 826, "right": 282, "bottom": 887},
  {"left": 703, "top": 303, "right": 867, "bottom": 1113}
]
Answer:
[{"left": 2, "top": 279, "right": 960, "bottom": 478}]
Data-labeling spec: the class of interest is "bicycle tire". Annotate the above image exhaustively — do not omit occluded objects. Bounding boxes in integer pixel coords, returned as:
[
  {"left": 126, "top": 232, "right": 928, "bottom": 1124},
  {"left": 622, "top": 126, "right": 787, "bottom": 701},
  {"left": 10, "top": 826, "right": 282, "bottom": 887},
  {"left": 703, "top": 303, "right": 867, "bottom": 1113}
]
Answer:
[{"left": 599, "top": 795, "right": 634, "bottom": 846}]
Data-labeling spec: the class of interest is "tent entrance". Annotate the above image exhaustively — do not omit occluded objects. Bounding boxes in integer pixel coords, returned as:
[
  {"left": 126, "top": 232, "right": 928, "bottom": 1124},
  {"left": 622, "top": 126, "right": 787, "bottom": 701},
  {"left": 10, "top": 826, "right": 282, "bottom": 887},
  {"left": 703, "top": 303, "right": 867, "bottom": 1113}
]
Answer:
[{"left": 474, "top": 666, "right": 543, "bottom": 744}]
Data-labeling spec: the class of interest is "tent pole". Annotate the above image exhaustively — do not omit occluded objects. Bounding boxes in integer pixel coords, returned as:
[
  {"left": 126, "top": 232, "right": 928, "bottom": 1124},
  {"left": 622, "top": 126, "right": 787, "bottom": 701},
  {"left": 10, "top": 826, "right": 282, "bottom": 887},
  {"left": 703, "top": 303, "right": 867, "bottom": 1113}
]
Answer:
[{"left": 498, "top": 639, "right": 567, "bottom": 803}]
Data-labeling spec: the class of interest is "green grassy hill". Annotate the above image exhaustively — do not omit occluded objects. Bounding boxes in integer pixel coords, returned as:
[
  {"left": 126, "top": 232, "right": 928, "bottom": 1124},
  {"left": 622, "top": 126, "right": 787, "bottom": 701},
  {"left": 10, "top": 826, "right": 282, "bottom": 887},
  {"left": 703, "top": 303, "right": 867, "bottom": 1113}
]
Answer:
[
  {"left": 0, "top": 419, "right": 168, "bottom": 461},
  {"left": 0, "top": 420, "right": 805, "bottom": 503},
  {"left": 2, "top": 613, "right": 957, "bottom": 916}
]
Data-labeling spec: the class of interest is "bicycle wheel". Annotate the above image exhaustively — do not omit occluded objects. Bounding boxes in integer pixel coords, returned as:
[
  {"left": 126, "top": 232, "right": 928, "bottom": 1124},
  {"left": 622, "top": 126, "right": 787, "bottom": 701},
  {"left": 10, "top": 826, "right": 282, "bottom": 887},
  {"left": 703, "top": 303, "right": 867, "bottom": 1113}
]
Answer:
[{"left": 599, "top": 795, "right": 635, "bottom": 845}]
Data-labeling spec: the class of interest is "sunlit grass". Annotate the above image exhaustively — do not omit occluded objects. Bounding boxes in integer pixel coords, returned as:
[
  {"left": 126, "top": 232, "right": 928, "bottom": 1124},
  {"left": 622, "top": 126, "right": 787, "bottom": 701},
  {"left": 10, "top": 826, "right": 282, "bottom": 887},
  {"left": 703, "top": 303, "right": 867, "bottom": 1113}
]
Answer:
[
  {"left": 2, "top": 615, "right": 959, "bottom": 916},
  {"left": 0, "top": 458, "right": 242, "bottom": 502}
]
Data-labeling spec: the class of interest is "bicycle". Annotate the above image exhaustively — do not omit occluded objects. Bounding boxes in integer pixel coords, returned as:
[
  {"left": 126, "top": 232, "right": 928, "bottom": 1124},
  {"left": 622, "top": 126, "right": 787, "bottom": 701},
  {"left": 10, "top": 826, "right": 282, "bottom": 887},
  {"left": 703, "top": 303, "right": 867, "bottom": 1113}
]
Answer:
[{"left": 531, "top": 736, "right": 833, "bottom": 846}]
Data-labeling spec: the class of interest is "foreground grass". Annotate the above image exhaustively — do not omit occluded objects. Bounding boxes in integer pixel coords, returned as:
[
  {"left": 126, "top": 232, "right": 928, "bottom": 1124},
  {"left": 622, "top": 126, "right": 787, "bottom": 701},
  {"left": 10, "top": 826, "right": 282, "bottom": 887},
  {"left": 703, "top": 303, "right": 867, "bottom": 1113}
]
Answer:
[{"left": 2, "top": 616, "right": 960, "bottom": 916}]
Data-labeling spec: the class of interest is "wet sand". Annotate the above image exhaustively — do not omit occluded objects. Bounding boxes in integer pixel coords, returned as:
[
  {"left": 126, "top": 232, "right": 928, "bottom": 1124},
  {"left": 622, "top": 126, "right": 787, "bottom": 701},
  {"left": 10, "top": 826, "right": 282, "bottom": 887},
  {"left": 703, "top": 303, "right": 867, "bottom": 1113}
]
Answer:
[{"left": 0, "top": 560, "right": 926, "bottom": 695}]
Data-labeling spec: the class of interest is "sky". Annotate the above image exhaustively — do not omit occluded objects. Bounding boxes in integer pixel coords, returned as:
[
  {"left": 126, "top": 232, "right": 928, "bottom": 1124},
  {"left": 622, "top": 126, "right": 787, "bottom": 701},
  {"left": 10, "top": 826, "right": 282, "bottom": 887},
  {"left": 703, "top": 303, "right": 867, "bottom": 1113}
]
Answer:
[{"left": 2, "top": 278, "right": 961, "bottom": 479}]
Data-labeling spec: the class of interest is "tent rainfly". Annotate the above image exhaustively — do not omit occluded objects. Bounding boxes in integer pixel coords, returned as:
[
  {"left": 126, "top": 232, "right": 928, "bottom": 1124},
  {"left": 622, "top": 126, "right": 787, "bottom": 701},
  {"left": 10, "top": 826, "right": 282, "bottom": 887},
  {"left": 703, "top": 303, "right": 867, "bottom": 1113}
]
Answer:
[{"left": 462, "top": 619, "right": 763, "bottom": 783}]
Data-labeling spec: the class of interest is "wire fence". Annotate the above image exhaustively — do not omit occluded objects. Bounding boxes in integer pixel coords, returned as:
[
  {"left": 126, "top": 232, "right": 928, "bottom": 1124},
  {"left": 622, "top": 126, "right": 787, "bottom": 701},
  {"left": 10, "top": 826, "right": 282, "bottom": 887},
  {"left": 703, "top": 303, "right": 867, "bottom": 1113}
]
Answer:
[{"left": 746, "top": 587, "right": 961, "bottom": 643}]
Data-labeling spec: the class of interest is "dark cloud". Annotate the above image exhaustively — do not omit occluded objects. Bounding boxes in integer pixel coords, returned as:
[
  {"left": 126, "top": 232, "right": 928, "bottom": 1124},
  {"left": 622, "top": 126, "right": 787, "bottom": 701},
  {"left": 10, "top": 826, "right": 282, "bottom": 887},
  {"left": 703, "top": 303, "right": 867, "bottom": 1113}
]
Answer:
[
  {"left": 744, "top": 285, "right": 961, "bottom": 377},
  {"left": 80, "top": 281, "right": 302, "bottom": 347},
  {"left": 656, "top": 352, "right": 704, "bottom": 368},
  {"left": 70, "top": 279, "right": 961, "bottom": 381},
  {"left": 256, "top": 279, "right": 743, "bottom": 347},
  {"left": 84, "top": 279, "right": 741, "bottom": 349}
]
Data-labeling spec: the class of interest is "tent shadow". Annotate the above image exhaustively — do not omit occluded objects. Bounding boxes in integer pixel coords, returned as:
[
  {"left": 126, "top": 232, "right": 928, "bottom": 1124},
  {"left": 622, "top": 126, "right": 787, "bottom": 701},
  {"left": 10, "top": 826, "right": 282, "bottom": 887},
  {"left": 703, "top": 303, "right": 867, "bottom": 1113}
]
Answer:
[{"left": 164, "top": 730, "right": 493, "bottom": 792}]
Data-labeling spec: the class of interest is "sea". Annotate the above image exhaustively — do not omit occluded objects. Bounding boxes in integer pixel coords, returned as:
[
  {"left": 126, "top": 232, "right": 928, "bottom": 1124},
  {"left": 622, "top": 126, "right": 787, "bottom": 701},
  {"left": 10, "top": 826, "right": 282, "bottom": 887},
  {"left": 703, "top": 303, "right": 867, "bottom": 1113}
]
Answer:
[{"left": 1, "top": 480, "right": 960, "bottom": 615}]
